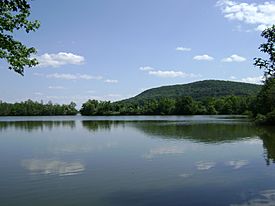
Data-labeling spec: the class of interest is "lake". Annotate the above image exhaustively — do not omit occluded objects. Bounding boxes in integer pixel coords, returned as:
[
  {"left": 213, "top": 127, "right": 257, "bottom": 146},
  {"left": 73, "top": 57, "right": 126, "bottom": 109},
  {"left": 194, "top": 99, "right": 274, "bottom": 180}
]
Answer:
[{"left": 0, "top": 115, "right": 275, "bottom": 206}]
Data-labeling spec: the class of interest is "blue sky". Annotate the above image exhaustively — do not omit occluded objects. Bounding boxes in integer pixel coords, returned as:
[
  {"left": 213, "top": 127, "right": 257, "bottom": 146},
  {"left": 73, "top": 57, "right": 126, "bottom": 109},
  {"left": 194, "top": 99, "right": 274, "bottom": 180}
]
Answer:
[{"left": 1, "top": 0, "right": 274, "bottom": 106}]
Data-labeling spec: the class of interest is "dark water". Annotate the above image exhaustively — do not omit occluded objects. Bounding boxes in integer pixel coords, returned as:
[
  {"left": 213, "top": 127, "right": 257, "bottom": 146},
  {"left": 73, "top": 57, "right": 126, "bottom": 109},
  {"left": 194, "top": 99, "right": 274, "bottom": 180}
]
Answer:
[{"left": 0, "top": 115, "right": 275, "bottom": 206}]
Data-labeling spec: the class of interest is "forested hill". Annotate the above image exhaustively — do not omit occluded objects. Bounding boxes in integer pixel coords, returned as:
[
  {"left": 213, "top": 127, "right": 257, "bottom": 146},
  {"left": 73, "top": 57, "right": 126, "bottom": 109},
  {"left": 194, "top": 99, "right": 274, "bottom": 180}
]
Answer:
[{"left": 122, "top": 80, "right": 261, "bottom": 102}]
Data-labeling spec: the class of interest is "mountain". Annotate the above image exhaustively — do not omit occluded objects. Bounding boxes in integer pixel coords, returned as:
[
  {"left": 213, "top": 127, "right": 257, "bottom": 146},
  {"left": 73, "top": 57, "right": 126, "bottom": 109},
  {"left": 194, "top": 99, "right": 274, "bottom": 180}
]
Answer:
[{"left": 122, "top": 80, "right": 262, "bottom": 102}]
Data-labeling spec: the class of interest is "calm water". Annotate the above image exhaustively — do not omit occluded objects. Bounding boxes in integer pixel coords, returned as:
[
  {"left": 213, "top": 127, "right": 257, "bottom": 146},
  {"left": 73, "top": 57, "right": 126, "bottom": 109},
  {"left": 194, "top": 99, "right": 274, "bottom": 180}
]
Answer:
[{"left": 1, "top": 115, "right": 275, "bottom": 206}]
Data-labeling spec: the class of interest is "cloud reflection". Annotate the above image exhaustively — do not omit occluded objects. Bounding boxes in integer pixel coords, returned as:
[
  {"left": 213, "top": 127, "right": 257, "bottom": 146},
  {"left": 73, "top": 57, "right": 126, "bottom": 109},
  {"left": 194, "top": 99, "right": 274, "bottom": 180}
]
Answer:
[
  {"left": 144, "top": 146, "right": 184, "bottom": 159},
  {"left": 231, "top": 190, "right": 275, "bottom": 206},
  {"left": 179, "top": 173, "right": 192, "bottom": 178},
  {"left": 196, "top": 161, "right": 216, "bottom": 171},
  {"left": 226, "top": 160, "right": 249, "bottom": 169},
  {"left": 22, "top": 159, "right": 85, "bottom": 176}
]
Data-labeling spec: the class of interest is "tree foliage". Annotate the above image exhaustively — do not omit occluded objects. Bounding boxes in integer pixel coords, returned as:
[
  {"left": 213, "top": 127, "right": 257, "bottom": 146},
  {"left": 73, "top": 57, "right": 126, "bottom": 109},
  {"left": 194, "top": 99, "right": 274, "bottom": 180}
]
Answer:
[
  {"left": 0, "top": 100, "right": 78, "bottom": 116},
  {"left": 0, "top": 0, "right": 40, "bottom": 75},
  {"left": 125, "top": 80, "right": 261, "bottom": 102},
  {"left": 254, "top": 25, "right": 275, "bottom": 125},
  {"left": 80, "top": 95, "right": 255, "bottom": 116},
  {"left": 254, "top": 25, "right": 275, "bottom": 78}
]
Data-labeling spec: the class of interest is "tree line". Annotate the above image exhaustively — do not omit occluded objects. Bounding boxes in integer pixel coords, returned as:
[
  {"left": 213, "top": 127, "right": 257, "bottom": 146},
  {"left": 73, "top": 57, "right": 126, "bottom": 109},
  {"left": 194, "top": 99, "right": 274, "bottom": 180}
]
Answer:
[
  {"left": 79, "top": 95, "right": 256, "bottom": 116},
  {"left": 0, "top": 100, "right": 77, "bottom": 116}
]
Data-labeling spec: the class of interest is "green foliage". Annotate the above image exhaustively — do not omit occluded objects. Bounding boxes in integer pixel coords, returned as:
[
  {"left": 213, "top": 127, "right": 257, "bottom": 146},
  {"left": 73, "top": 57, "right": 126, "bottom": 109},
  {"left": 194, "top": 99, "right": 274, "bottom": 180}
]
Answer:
[
  {"left": 123, "top": 80, "right": 261, "bottom": 102},
  {"left": 255, "top": 111, "right": 275, "bottom": 125},
  {"left": 80, "top": 99, "right": 113, "bottom": 115},
  {"left": 80, "top": 95, "right": 255, "bottom": 116},
  {"left": 255, "top": 114, "right": 267, "bottom": 125},
  {"left": 174, "top": 96, "right": 197, "bottom": 115},
  {"left": 0, "top": 0, "right": 40, "bottom": 75},
  {"left": 79, "top": 80, "right": 260, "bottom": 116},
  {"left": 266, "top": 109, "right": 275, "bottom": 125},
  {"left": 254, "top": 25, "right": 275, "bottom": 78},
  {"left": 255, "top": 78, "right": 275, "bottom": 115},
  {"left": 0, "top": 100, "right": 78, "bottom": 116},
  {"left": 253, "top": 25, "right": 275, "bottom": 125}
]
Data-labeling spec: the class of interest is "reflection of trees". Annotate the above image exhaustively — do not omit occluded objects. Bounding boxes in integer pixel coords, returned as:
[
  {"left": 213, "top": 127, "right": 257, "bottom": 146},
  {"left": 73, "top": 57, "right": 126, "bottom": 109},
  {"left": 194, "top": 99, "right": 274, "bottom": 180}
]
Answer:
[
  {"left": 0, "top": 121, "right": 75, "bottom": 132},
  {"left": 131, "top": 122, "right": 258, "bottom": 143},
  {"left": 82, "top": 121, "right": 124, "bottom": 132},
  {"left": 257, "top": 127, "right": 275, "bottom": 165},
  {"left": 82, "top": 120, "right": 257, "bottom": 143}
]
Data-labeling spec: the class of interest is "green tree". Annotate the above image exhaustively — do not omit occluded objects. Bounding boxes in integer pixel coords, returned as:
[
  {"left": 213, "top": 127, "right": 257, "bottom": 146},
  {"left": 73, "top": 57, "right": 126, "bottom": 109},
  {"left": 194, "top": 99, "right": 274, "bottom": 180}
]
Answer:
[
  {"left": 174, "top": 96, "right": 197, "bottom": 115},
  {"left": 80, "top": 100, "right": 99, "bottom": 115},
  {"left": 254, "top": 25, "right": 275, "bottom": 124},
  {"left": 0, "top": 0, "right": 40, "bottom": 75},
  {"left": 254, "top": 25, "right": 275, "bottom": 78},
  {"left": 256, "top": 78, "right": 275, "bottom": 115}
]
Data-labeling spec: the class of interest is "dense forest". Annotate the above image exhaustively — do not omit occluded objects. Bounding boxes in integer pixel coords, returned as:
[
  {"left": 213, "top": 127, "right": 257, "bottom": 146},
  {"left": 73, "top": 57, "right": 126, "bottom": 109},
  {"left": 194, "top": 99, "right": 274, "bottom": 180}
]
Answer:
[
  {"left": 0, "top": 100, "right": 78, "bottom": 116},
  {"left": 79, "top": 80, "right": 260, "bottom": 116},
  {"left": 80, "top": 95, "right": 256, "bottom": 116},
  {"left": 125, "top": 80, "right": 261, "bottom": 102}
]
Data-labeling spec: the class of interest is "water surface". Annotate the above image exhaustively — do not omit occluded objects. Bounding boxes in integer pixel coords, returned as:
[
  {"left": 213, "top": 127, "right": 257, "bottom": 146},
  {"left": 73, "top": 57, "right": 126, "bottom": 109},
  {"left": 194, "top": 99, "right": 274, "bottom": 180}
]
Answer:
[{"left": 0, "top": 115, "right": 275, "bottom": 206}]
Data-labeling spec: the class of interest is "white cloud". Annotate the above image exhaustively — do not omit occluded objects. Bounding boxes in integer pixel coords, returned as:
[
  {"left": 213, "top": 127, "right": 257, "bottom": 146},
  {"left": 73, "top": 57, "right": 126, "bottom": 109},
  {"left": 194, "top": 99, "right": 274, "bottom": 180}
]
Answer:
[
  {"left": 48, "top": 86, "right": 65, "bottom": 90},
  {"left": 193, "top": 54, "right": 214, "bottom": 61},
  {"left": 43, "top": 93, "right": 125, "bottom": 103},
  {"left": 36, "top": 52, "right": 85, "bottom": 67},
  {"left": 226, "top": 160, "right": 249, "bottom": 169},
  {"left": 149, "top": 70, "right": 198, "bottom": 78},
  {"left": 196, "top": 161, "right": 216, "bottom": 170},
  {"left": 241, "top": 76, "right": 264, "bottom": 84},
  {"left": 256, "top": 24, "right": 269, "bottom": 31},
  {"left": 22, "top": 159, "right": 85, "bottom": 176},
  {"left": 139, "top": 66, "right": 155, "bottom": 71},
  {"left": 104, "top": 79, "right": 118, "bottom": 84},
  {"left": 222, "top": 54, "right": 246, "bottom": 62},
  {"left": 78, "top": 74, "right": 102, "bottom": 80},
  {"left": 46, "top": 73, "right": 77, "bottom": 80},
  {"left": 46, "top": 73, "right": 103, "bottom": 80},
  {"left": 140, "top": 66, "right": 201, "bottom": 79},
  {"left": 217, "top": 0, "right": 275, "bottom": 31},
  {"left": 176, "top": 47, "right": 192, "bottom": 52}
]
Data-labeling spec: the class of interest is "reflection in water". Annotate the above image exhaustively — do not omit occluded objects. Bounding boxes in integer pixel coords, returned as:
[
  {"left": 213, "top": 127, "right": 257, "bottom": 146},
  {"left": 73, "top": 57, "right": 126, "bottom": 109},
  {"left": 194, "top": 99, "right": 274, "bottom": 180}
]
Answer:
[
  {"left": 2, "top": 119, "right": 275, "bottom": 167},
  {"left": 22, "top": 159, "right": 85, "bottom": 176},
  {"left": 225, "top": 160, "right": 249, "bottom": 169},
  {"left": 196, "top": 161, "right": 216, "bottom": 171},
  {"left": 82, "top": 120, "right": 257, "bottom": 143},
  {"left": 179, "top": 173, "right": 192, "bottom": 178},
  {"left": 0, "top": 121, "right": 75, "bottom": 132},
  {"left": 1, "top": 117, "right": 275, "bottom": 205},
  {"left": 258, "top": 127, "right": 275, "bottom": 165},
  {"left": 144, "top": 146, "right": 185, "bottom": 159},
  {"left": 81, "top": 120, "right": 275, "bottom": 167},
  {"left": 131, "top": 122, "right": 257, "bottom": 143},
  {"left": 82, "top": 120, "right": 124, "bottom": 132},
  {"left": 231, "top": 190, "right": 275, "bottom": 206},
  {"left": 82, "top": 120, "right": 112, "bottom": 132}
]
